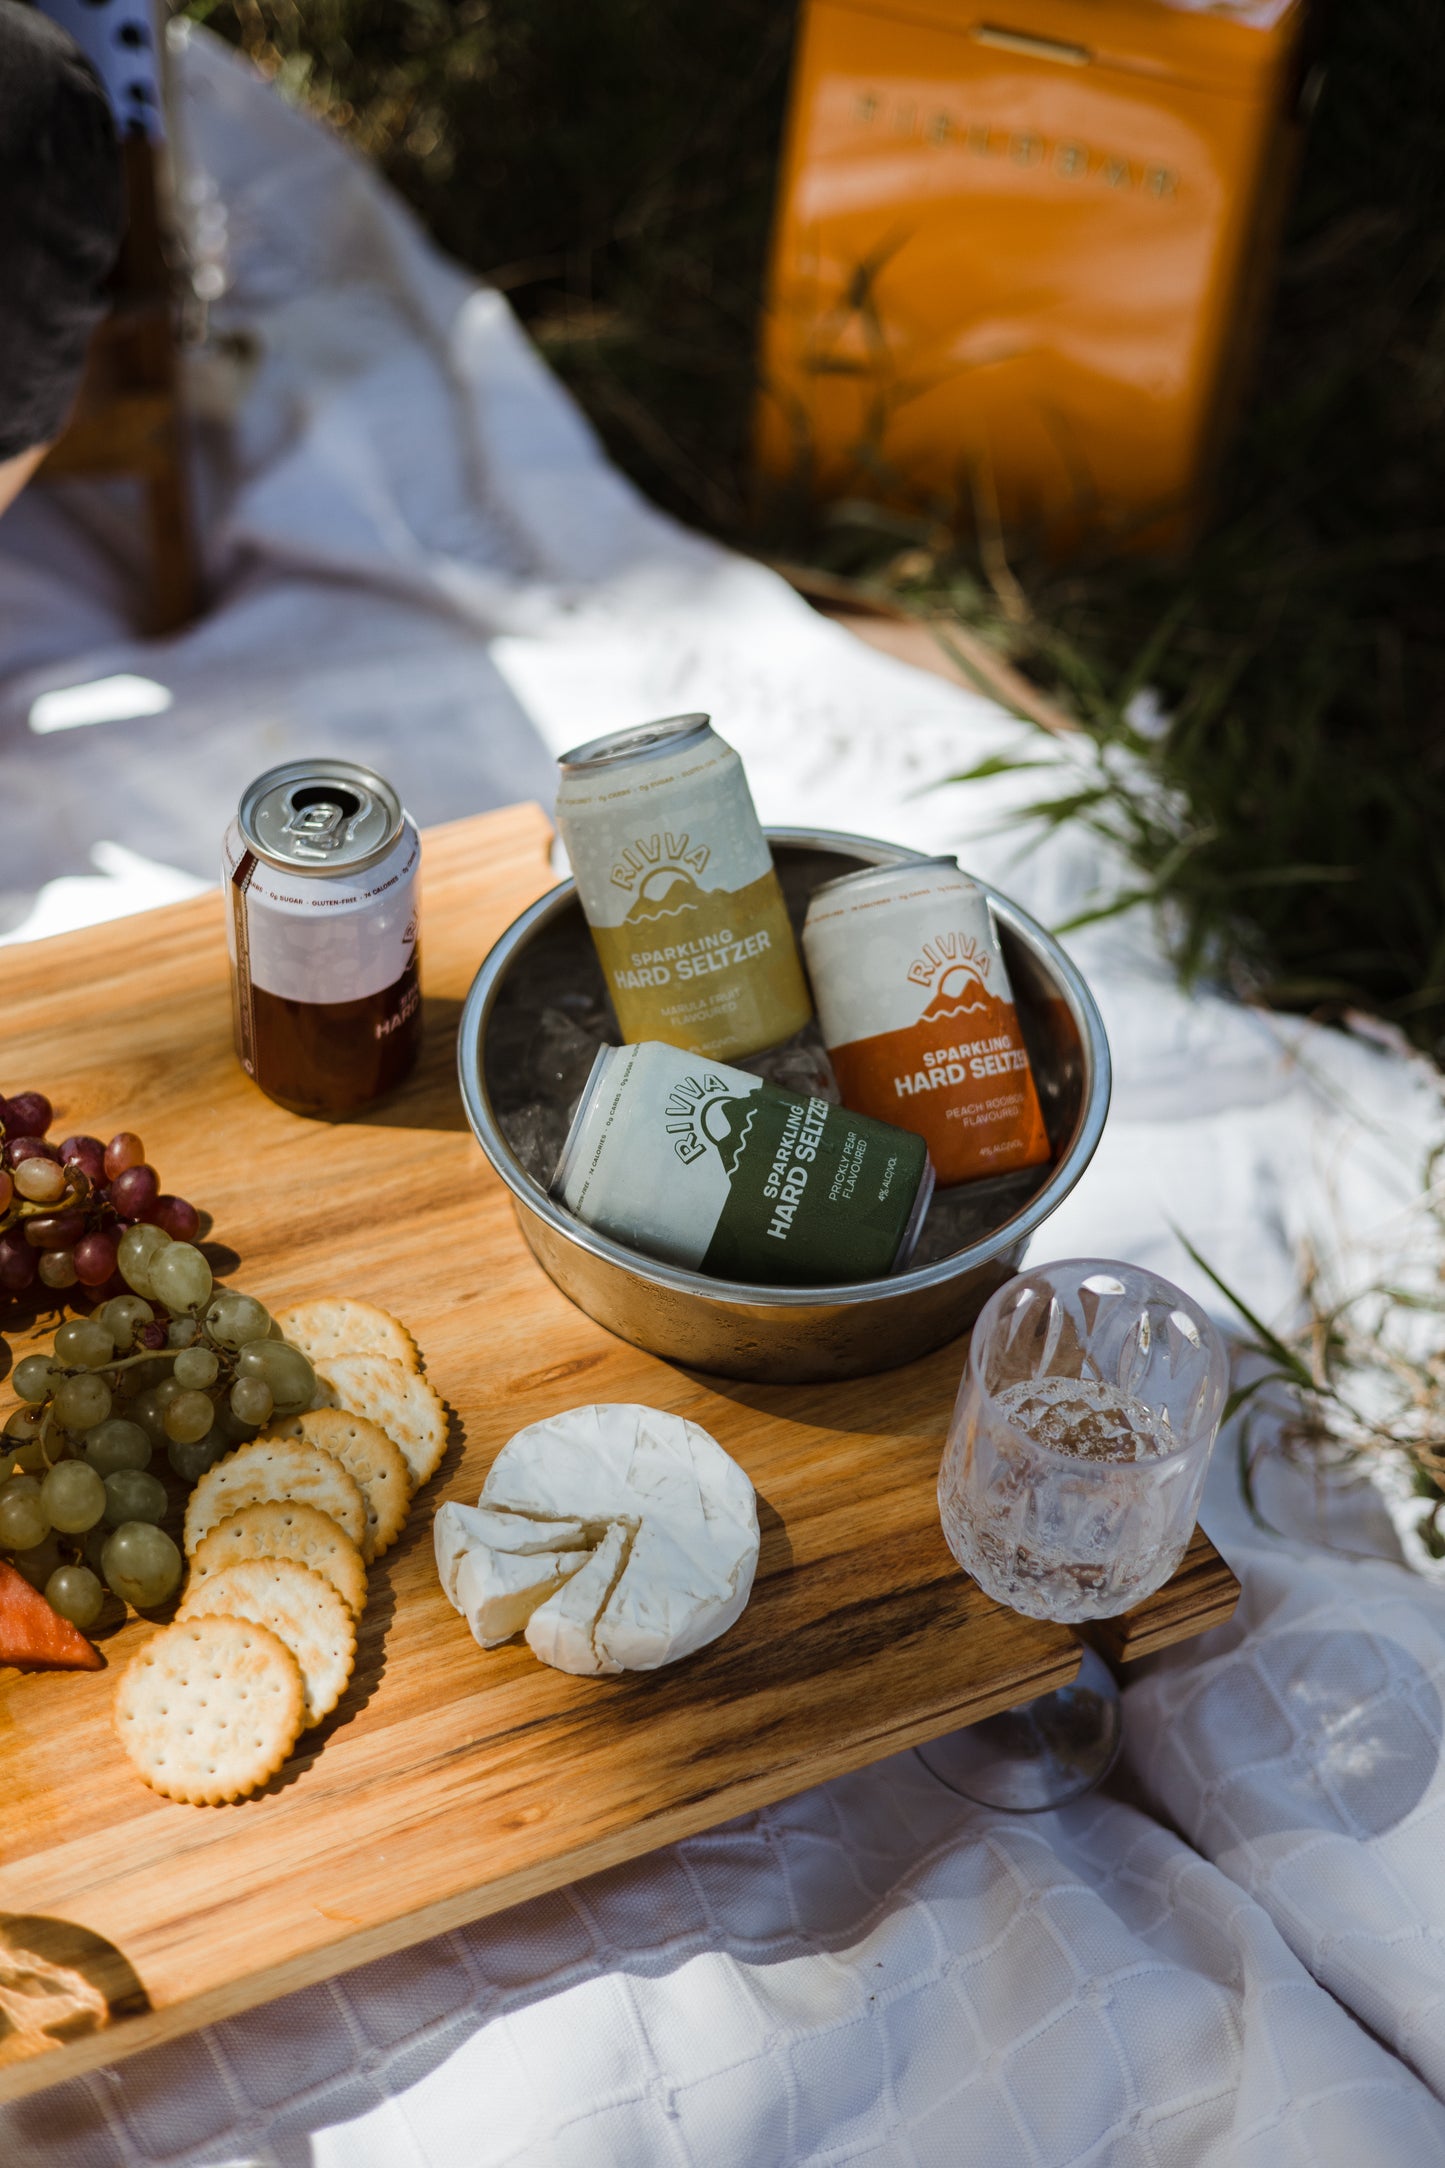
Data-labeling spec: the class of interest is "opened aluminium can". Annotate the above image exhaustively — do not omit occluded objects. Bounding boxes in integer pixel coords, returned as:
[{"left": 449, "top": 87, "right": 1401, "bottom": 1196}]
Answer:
[
  {"left": 551, "top": 1040, "right": 934, "bottom": 1286},
  {"left": 224, "top": 759, "right": 421, "bottom": 1117},
  {"left": 802, "top": 857, "right": 1050, "bottom": 1187},
  {"left": 553, "top": 714, "right": 812, "bottom": 1061}
]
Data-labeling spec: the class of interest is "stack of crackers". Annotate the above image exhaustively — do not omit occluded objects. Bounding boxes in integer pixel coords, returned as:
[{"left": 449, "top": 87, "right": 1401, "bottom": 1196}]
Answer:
[{"left": 114, "top": 1298, "right": 448, "bottom": 1805}]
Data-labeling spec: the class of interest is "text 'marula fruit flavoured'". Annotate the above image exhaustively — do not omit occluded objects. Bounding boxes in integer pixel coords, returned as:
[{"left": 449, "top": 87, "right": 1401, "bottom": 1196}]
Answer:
[
  {"left": 551, "top": 1041, "right": 933, "bottom": 1286},
  {"left": 802, "top": 858, "right": 1050, "bottom": 1187},
  {"left": 553, "top": 714, "right": 812, "bottom": 1061},
  {"left": 224, "top": 759, "right": 421, "bottom": 1118}
]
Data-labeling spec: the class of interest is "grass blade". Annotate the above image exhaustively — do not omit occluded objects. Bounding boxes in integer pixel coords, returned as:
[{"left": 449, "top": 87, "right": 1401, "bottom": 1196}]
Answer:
[{"left": 1173, "top": 1228, "right": 1317, "bottom": 1390}]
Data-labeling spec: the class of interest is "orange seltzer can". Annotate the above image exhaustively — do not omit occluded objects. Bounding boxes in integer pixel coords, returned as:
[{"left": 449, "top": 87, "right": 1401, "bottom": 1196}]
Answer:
[
  {"left": 803, "top": 857, "right": 1050, "bottom": 1188},
  {"left": 554, "top": 713, "right": 812, "bottom": 1061}
]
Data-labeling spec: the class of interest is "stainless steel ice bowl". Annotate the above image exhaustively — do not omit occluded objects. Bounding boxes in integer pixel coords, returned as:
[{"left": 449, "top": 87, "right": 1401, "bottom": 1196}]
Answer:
[{"left": 457, "top": 829, "right": 1111, "bottom": 1383}]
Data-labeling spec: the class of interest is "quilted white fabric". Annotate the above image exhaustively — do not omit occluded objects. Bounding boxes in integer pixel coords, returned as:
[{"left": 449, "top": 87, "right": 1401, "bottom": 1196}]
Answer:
[{"left": 3, "top": 28, "right": 1445, "bottom": 2165}]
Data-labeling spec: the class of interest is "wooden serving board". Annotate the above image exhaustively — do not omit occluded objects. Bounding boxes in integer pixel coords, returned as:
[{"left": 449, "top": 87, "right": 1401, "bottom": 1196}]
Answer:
[{"left": 0, "top": 806, "right": 1238, "bottom": 2102}]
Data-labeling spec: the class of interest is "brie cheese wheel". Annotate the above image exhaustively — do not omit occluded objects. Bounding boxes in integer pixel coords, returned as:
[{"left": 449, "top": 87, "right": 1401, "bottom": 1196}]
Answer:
[{"left": 433, "top": 1404, "right": 760, "bottom": 1677}]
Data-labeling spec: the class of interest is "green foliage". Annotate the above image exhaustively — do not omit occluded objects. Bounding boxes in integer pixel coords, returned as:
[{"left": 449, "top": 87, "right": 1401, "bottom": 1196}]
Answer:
[{"left": 1176, "top": 1150, "right": 1445, "bottom": 1551}]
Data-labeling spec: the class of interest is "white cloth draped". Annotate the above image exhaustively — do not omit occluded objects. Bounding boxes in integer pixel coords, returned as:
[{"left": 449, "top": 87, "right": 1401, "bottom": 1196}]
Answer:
[{"left": 3, "top": 28, "right": 1445, "bottom": 2165}]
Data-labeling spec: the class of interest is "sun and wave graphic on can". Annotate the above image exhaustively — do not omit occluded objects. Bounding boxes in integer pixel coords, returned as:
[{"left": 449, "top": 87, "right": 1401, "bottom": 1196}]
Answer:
[
  {"left": 692, "top": 1088, "right": 759, "bottom": 1178},
  {"left": 613, "top": 834, "right": 715, "bottom": 925},
  {"left": 664, "top": 1066, "right": 759, "bottom": 1176},
  {"left": 910, "top": 935, "right": 994, "bottom": 1024},
  {"left": 623, "top": 864, "right": 710, "bottom": 924}
]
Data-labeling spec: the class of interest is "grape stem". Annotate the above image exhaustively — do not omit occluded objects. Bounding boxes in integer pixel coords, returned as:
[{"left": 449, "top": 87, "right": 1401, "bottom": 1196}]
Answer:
[
  {"left": 0, "top": 1174, "right": 91, "bottom": 1238},
  {"left": 26, "top": 1310, "right": 244, "bottom": 1469},
  {"left": 105, "top": 1344, "right": 233, "bottom": 1378},
  {"left": 103, "top": 1348, "right": 181, "bottom": 1374}
]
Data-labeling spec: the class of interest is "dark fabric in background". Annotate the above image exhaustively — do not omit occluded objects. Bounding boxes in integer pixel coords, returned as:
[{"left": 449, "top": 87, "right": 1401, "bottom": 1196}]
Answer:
[{"left": 0, "top": 0, "right": 124, "bottom": 460}]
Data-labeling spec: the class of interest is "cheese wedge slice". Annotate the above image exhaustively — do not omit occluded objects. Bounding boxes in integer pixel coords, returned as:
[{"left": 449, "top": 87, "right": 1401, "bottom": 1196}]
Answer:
[
  {"left": 524, "top": 1519, "right": 633, "bottom": 1676},
  {"left": 453, "top": 1543, "right": 590, "bottom": 1648},
  {"left": 434, "top": 1501, "right": 592, "bottom": 1609}
]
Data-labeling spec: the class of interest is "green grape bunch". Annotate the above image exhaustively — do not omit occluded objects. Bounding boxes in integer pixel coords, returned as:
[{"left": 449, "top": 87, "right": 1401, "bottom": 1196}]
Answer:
[{"left": 0, "top": 1225, "right": 316, "bottom": 1630}]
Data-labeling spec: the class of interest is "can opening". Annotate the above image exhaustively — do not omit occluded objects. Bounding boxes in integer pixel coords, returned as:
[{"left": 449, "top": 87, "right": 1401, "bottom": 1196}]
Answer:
[
  {"left": 291, "top": 784, "right": 362, "bottom": 821},
  {"left": 282, "top": 783, "right": 366, "bottom": 855}
]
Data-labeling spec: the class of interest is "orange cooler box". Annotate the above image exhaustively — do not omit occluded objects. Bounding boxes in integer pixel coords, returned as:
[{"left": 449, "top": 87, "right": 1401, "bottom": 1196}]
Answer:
[{"left": 756, "top": 0, "right": 1309, "bottom": 550}]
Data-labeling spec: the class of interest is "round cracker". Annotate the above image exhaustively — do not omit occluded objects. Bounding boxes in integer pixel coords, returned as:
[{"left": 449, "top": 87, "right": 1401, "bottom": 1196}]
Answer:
[
  {"left": 184, "top": 1438, "right": 367, "bottom": 1558},
  {"left": 180, "top": 1559, "right": 356, "bottom": 1727},
  {"left": 114, "top": 1616, "right": 303, "bottom": 1805},
  {"left": 272, "top": 1298, "right": 420, "bottom": 1375},
  {"left": 264, "top": 1408, "right": 411, "bottom": 1563},
  {"left": 191, "top": 1502, "right": 367, "bottom": 1619},
  {"left": 312, "top": 1355, "right": 448, "bottom": 1489}
]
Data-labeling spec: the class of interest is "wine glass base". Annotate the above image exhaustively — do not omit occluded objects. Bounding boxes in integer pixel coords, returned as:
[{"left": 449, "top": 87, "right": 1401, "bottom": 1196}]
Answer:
[{"left": 915, "top": 1646, "right": 1123, "bottom": 1811}]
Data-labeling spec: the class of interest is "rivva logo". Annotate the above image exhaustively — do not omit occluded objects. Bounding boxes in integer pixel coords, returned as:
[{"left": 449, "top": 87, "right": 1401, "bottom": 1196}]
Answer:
[
  {"left": 908, "top": 932, "right": 992, "bottom": 1023},
  {"left": 612, "top": 831, "right": 714, "bottom": 926},
  {"left": 664, "top": 1072, "right": 759, "bottom": 1175}
]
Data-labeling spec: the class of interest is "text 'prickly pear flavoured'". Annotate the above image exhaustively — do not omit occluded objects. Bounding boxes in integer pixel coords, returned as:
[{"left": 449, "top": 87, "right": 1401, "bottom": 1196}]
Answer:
[
  {"left": 802, "top": 858, "right": 1050, "bottom": 1188},
  {"left": 551, "top": 1041, "right": 933, "bottom": 1286},
  {"left": 553, "top": 714, "right": 811, "bottom": 1062}
]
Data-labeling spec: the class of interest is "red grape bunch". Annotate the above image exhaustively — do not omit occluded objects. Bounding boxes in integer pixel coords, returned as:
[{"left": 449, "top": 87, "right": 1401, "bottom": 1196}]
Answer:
[{"left": 0, "top": 1089, "right": 203, "bottom": 1306}]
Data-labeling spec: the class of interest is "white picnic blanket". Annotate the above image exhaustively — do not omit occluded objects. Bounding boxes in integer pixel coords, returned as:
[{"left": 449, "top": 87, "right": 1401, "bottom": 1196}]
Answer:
[{"left": 4, "top": 28, "right": 1445, "bottom": 2166}]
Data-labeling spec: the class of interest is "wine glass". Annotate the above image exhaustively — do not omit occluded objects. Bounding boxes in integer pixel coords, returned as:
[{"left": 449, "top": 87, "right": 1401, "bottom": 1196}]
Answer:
[{"left": 917, "top": 1258, "right": 1227, "bottom": 1811}]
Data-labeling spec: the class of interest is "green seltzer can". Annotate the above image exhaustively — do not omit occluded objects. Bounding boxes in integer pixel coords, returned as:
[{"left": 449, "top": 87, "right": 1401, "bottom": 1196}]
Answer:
[
  {"left": 553, "top": 713, "right": 812, "bottom": 1061},
  {"left": 551, "top": 1041, "right": 935, "bottom": 1286}
]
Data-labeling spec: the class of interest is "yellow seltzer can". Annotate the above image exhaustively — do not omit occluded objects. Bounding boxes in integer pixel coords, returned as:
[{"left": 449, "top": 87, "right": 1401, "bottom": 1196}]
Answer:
[{"left": 554, "top": 714, "right": 812, "bottom": 1061}]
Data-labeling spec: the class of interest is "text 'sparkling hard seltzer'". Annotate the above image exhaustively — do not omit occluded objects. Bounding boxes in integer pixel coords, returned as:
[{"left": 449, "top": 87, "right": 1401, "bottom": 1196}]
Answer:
[
  {"left": 803, "top": 858, "right": 1050, "bottom": 1187},
  {"left": 552, "top": 1042, "right": 933, "bottom": 1286},
  {"left": 224, "top": 759, "right": 421, "bottom": 1118},
  {"left": 554, "top": 714, "right": 812, "bottom": 1061}
]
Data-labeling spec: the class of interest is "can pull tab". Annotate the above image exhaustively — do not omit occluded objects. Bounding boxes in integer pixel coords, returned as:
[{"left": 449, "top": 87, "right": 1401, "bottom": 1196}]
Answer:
[{"left": 283, "top": 785, "right": 366, "bottom": 858}]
